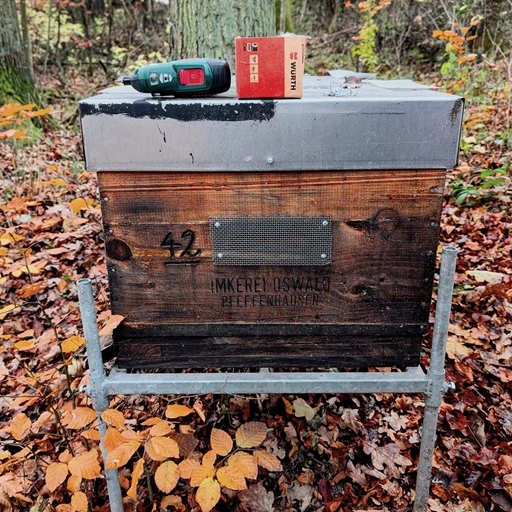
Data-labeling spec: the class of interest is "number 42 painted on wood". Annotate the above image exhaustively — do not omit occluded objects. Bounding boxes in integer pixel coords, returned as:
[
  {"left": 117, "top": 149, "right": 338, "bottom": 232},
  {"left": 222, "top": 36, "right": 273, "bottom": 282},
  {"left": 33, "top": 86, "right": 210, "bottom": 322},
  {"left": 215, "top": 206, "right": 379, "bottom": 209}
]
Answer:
[{"left": 161, "top": 229, "right": 201, "bottom": 265}]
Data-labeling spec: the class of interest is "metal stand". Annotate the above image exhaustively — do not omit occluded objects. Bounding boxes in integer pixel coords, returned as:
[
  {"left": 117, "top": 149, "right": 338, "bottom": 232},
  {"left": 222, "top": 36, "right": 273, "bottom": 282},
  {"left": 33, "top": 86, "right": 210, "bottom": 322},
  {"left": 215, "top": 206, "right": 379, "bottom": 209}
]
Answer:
[{"left": 77, "top": 246, "right": 458, "bottom": 512}]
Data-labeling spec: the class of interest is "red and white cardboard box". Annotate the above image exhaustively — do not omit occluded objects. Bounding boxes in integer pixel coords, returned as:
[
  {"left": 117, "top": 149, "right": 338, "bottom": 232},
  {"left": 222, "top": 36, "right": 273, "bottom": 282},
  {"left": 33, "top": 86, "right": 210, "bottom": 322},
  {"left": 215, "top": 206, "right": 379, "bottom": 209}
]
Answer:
[{"left": 235, "top": 36, "right": 306, "bottom": 99}]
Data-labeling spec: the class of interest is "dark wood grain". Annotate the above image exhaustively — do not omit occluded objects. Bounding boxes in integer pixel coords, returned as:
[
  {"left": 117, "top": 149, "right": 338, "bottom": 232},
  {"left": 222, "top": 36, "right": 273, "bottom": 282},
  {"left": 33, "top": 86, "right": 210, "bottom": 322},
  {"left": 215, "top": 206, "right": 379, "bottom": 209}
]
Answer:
[{"left": 98, "top": 169, "right": 445, "bottom": 368}]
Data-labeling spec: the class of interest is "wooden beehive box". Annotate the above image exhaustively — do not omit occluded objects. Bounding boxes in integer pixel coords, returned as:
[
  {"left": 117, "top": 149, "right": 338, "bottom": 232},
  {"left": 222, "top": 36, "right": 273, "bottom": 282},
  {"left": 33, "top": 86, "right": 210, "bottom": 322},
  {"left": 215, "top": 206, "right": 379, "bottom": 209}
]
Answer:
[{"left": 79, "top": 77, "right": 463, "bottom": 369}]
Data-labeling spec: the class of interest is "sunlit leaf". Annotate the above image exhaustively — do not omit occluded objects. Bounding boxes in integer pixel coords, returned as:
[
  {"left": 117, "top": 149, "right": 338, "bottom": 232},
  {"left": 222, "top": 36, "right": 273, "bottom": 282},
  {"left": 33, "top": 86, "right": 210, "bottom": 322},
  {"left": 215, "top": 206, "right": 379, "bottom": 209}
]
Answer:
[
  {"left": 235, "top": 422, "right": 267, "bottom": 449},
  {"left": 178, "top": 458, "right": 201, "bottom": 479},
  {"left": 145, "top": 436, "right": 179, "bottom": 462},
  {"left": 71, "top": 491, "right": 88, "bottom": 512},
  {"left": 190, "top": 465, "right": 216, "bottom": 487},
  {"left": 155, "top": 460, "right": 180, "bottom": 493},
  {"left": 165, "top": 404, "right": 195, "bottom": 419},
  {"left": 196, "top": 477, "right": 221, "bottom": 512},
  {"left": 13, "top": 339, "right": 36, "bottom": 351},
  {"left": 46, "top": 463, "right": 69, "bottom": 492},
  {"left": 101, "top": 408, "right": 125, "bottom": 429},
  {"left": 228, "top": 452, "right": 258, "bottom": 479},
  {"left": 210, "top": 428, "right": 233, "bottom": 456},
  {"left": 0, "top": 232, "right": 24, "bottom": 245},
  {"left": 68, "top": 449, "right": 102, "bottom": 479},
  {"left": 62, "top": 407, "right": 97, "bottom": 430},
  {"left": 104, "top": 427, "right": 126, "bottom": 452},
  {"left": 201, "top": 450, "right": 216, "bottom": 469},
  {"left": 61, "top": 335, "right": 85, "bottom": 353},
  {"left": 105, "top": 440, "right": 141, "bottom": 470},
  {"left": 66, "top": 475, "right": 82, "bottom": 493},
  {"left": 149, "top": 420, "right": 173, "bottom": 437},
  {"left": 127, "top": 458, "right": 144, "bottom": 502},
  {"left": 82, "top": 429, "right": 102, "bottom": 441},
  {"left": 70, "top": 198, "right": 90, "bottom": 214},
  {"left": 217, "top": 465, "right": 247, "bottom": 491}
]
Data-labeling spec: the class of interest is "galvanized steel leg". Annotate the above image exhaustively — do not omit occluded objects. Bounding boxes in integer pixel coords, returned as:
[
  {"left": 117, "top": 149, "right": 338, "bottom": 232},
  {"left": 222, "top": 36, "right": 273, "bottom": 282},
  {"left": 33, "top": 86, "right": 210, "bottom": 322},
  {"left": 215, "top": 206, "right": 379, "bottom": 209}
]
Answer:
[
  {"left": 413, "top": 247, "right": 458, "bottom": 512},
  {"left": 77, "top": 279, "right": 124, "bottom": 512}
]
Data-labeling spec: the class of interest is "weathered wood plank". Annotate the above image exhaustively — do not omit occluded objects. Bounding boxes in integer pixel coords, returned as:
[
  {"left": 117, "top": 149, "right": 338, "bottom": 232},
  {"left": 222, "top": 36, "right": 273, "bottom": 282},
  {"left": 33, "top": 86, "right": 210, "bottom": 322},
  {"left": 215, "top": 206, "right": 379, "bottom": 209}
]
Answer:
[
  {"left": 115, "top": 336, "right": 422, "bottom": 369},
  {"left": 98, "top": 169, "right": 445, "bottom": 368}
]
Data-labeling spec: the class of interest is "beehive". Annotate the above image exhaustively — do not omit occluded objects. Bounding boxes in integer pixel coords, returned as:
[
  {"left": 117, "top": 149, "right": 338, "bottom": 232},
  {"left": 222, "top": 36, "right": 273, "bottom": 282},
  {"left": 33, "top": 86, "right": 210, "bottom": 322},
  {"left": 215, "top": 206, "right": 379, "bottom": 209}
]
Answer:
[{"left": 79, "top": 77, "right": 463, "bottom": 369}]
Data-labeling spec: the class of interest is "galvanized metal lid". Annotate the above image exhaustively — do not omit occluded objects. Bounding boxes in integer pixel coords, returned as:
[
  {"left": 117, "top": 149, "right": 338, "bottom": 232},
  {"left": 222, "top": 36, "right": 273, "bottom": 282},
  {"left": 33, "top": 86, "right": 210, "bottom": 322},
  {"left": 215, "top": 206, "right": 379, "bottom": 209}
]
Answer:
[{"left": 79, "top": 76, "right": 463, "bottom": 172}]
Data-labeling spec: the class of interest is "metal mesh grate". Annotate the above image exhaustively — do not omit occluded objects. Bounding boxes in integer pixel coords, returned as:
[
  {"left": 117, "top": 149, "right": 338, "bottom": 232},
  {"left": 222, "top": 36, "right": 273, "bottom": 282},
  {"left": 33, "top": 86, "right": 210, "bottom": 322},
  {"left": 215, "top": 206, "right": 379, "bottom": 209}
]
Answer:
[{"left": 210, "top": 216, "right": 332, "bottom": 266}]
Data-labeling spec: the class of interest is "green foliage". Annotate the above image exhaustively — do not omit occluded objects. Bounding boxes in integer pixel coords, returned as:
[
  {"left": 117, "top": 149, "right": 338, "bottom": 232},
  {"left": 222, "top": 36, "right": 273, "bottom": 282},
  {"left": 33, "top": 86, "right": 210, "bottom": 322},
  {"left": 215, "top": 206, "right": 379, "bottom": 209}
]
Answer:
[
  {"left": 449, "top": 166, "right": 508, "bottom": 205},
  {"left": 351, "top": 17, "right": 379, "bottom": 72}
]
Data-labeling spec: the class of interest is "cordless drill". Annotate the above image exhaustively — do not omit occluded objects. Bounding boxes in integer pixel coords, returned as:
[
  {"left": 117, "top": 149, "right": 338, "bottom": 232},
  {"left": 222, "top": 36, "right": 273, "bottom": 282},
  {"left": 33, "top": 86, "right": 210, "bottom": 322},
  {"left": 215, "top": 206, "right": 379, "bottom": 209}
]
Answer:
[{"left": 121, "top": 58, "right": 231, "bottom": 97}]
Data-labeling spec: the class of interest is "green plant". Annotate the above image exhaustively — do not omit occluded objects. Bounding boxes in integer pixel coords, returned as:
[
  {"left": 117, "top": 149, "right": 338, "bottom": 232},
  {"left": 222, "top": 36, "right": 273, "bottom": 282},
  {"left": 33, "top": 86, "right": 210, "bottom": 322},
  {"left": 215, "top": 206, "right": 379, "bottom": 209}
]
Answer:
[
  {"left": 350, "top": 0, "right": 392, "bottom": 73},
  {"left": 450, "top": 166, "right": 508, "bottom": 205}
]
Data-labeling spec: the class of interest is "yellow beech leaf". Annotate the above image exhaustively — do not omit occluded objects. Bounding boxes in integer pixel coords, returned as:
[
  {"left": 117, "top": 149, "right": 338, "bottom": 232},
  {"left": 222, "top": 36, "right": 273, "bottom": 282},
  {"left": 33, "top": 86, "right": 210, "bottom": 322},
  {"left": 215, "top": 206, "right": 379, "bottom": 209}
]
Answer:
[
  {"left": 101, "top": 409, "right": 125, "bottom": 429},
  {"left": 59, "top": 450, "right": 73, "bottom": 464},
  {"left": 8, "top": 413, "right": 31, "bottom": 441},
  {"left": 104, "top": 427, "right": 126, "bottom": 452},
  {"left": 253, "top": 449, "right": 283, "bottom": 472},
  {"left": 105, "top": 440, "right": 141, "bottom": 470},
  {"left": 228, "top": 452, "right": 258, "bottom": 479},
  {"left": 61, "top": 336, "right": 85, "bottom": 353},
  {"left": 62, "top": 407, "right": 97, "bottom": 430},
  {"left": 202, "top": 450, "right": 217, "bottom": 469},
  {"left": 190, "top": 466, "right": 216, "bottom": 487},
  {"left": 71, "top": 491, "right": 88, "bottom": 512},
  {"left": 235, "top": 422, "right": 267, "bottom": 449},
  {"left": 67, "top": 475, "right": 82, "bottom": 493},
  {"left": 178, "top": 458, "right": 201, "bottom": 479},
  {"left": 68, "top": 449, "right": 102, "bottom": 479},
  {"left": 127, "top": 458, "right": 144, "bottom": 502},
  {"left": 69, "top": 198, "right": 90, "bottom": 214},
  {"left": 217, "top": 465, "right": 247, "bottom": 491},
  {"left": 46, "top": 462, "right": 69, "bottom": 492},
  {"left": 82, "top": 429, "right": 102, "bottom": 441},
  {"left": 13, "top": 339, "right": 36, "bottom": 351},
  {"left": 141, "top": 417, "right": 161, "bottom": 426},
  {"left": 0, "top": 304, "right": 21, "bottom": 320},
  {"left": 149, "top": 420, "right": 174, "bottom": 437},
  {"left": 98, "top": 314, "right": 125, "bottom": 337},
  {"left": 145, "top": 436, "right": 179, "bottom": 462},
  {"left": 155, "top": 460, "right": 180, "bottom": 494},
  {"left": 48, "top": 178, "right": 67, "bottom": 187},
  {"left": 210, "top": 428, "right": 233, "bottom": 457},
  {"left": 196, "top": 477, "right": 221, "bottom": 512},
  {"left": 0, "top": 232, "right": 24, "bottom": 245},
  {"left": 165, "top": 404, "right": 194, "bottom": 419}
]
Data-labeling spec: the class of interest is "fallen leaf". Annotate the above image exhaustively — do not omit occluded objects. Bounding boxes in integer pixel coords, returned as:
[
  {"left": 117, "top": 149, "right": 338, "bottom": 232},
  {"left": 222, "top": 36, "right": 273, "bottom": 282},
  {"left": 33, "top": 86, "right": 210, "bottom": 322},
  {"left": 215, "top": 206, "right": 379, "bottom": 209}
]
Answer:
[
  {"left": 293, "top": 398, "right": 320, "bottom": 421},
  {"left": 217, "top": 465, "right": 247, "bottom": 490},
  {"left": 46, "top": 462, "right": 69, "bottom": 492},
  {"left": 155, "top": 460, "right": 180, "bottom": 493},
  {"left": 196, "top": 477, "right": 221, "bottom": 512},
  {"left": 236, "top": 422, "right": 268, "bottom": 449},
  {"left": 145, "top": 436, "right": 179, "bottom": 462},
  {"left": 210, "top": 428, "right": 233, "bottom": 456}
]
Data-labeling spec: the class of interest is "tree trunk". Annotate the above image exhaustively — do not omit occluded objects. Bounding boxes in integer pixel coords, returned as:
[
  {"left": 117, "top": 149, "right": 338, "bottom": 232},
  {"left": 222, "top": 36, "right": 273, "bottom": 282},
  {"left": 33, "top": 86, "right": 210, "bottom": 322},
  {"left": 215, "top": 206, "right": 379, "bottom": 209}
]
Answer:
[
  {"left": 0, "top": 0, "right": 37, "bottom": 103},
  {"left": 169, "top": 0, "right": 276, "bottom": 70}
]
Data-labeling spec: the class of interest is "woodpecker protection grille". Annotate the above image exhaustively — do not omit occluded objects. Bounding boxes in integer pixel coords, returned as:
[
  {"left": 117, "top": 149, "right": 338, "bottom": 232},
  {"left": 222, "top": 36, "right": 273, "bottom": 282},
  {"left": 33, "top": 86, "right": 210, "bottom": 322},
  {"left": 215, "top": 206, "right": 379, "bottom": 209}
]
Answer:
[{"left": 210, "top": 216, "right": 332, "bottom": 266}]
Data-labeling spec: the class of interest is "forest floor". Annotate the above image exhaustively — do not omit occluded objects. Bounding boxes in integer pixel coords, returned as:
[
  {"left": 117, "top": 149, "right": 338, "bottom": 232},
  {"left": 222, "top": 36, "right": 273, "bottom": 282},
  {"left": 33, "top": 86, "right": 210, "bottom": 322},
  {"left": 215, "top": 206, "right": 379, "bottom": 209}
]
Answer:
[{"left": 0, "top": 65, "right": 511, "bottom": 512}]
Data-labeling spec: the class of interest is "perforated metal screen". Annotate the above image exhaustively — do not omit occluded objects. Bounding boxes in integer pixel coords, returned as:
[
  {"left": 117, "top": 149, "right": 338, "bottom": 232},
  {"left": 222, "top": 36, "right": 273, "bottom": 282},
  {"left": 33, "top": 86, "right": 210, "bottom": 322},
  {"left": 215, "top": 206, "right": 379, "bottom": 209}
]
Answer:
[{"left": 210, "top": 216, "right": 332, "bottom": 266}]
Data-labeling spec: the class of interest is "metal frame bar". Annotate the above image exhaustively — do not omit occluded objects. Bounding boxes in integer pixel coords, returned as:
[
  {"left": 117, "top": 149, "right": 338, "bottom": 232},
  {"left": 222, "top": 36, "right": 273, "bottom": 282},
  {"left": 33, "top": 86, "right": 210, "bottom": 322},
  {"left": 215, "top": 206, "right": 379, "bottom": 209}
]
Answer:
[{"left": 77, "top": 246, "right": 458, "bottom": 512}]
